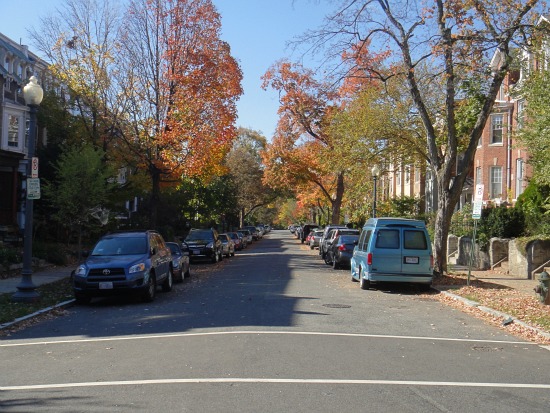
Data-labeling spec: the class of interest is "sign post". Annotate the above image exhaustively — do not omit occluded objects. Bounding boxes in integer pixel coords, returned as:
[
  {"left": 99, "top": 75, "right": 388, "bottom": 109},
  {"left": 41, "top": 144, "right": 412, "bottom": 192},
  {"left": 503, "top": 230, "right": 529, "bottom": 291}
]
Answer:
[{"left": 468, "top": 185, "right": 484, "bottom": 285}]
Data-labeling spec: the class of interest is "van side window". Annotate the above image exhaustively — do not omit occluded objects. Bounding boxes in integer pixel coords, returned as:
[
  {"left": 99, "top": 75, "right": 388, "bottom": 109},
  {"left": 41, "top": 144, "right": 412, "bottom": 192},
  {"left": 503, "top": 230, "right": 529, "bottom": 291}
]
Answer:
[
  {"left": 404, "top": 230, "right": 427, "bottom": 250},
  {"left": 357, "top": 231, "right": 367, "bottom": 250},
  {"left": 375, "top": 229, "right": 399, "bottom": 249},
  {"left": 362, "top": 230, "right": 372, "bottom": 251}
]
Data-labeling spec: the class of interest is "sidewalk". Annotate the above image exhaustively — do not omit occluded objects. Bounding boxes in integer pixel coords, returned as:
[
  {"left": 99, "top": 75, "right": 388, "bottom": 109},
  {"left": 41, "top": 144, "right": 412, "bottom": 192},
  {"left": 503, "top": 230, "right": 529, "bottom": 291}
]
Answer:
[{"left": 0, "top": 265, "right": 73, "bottom": 294}]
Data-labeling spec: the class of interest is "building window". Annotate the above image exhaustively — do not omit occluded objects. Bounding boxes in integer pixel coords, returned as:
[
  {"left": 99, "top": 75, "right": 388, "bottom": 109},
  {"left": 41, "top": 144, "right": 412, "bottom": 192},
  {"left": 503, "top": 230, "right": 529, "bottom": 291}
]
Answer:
[
  {"left": 8, "top": 115, "right": 20, "bottom": 147},
  {"left": 405, "top": 166, "right": 410, "bottom": 184},
  {"left": 516, "top": 159, "right": 524, "bottom": 198},
  {"left": 517, "top": 100, "right": 525, "bottom": 130},
  {"left": 490, "top": 166, "right": 502, "bottom": 199},
  {"left": 476, "top": 167, "right": 482, "bottom": 185},
  {"left": 491, "top": 114, "right": 503, "bottom": 144}
]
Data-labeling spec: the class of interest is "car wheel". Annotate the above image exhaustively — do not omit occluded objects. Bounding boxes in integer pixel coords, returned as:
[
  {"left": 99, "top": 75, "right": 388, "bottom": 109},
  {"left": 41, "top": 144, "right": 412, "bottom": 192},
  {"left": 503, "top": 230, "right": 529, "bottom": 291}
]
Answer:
[
  {"left": 184, "top": 266, "right": 191, "bottom": 278},
  {"left": 332, "top": 257, "right": 340, "bottom": 270},
  {"left": 310, "top": 245, "right": 314, "bottom": 250},
  {"left": 142, "top": 275, "right": 156, "bottom": 302},
  {"left": 162, "top": 269, "right": 173, "bottom": 292},
  {"left": 324, "top": 253, "right": 332, "bottom": 265},
  {"left": 74, "top": 293, "right": 91, "bottom": 305},
  {"left": 359, "top": 268, "right": 370, "bottom": 290},
  {"left": 219, "top": 250, "right": 223, "bottom": 261},
  {"left": 172, "top": 266, "right": 183, "bottom": 283},
  {"left": 211, "top": 251, "right": 219, "bottom": 263},
  {"left": 231, "top": 250, "right": 235, "bottom": 257}
]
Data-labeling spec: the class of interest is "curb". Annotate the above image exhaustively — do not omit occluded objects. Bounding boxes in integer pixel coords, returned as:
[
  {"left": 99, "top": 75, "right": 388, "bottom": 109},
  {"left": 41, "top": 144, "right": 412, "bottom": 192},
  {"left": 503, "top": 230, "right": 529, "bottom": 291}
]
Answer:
[
  {"left": 0, "top": 299, "right": 76, "bottom": 332},
  {"left": 436, "top": 288, "right": 550, "bottom": 343}
]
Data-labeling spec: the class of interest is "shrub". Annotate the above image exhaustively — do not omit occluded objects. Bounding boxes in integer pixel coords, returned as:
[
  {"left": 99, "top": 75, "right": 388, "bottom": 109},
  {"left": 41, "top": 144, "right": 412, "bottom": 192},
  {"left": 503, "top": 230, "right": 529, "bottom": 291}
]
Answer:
[{"left": 0, "top": 246, "right": 21, "bottom": 267}]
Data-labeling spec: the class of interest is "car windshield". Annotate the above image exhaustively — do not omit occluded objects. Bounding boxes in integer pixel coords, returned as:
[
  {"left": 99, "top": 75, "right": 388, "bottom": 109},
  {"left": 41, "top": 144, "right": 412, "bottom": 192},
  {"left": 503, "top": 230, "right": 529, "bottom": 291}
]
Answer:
[
  {"left": 92, "top": 236, "right": 147, "bottom": 256},
  {"left": 185, "top": 231, "right": 213, "bottom": 242},
  {"left": 166, "top": 243, "right": 181, "bottom": 255}
]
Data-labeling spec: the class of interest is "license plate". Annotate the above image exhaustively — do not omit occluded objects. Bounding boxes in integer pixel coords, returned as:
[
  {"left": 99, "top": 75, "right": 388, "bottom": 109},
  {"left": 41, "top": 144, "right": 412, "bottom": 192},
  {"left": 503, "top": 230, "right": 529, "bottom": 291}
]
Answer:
[
  {"left": 193, "top": 250, "right": 201, "bottom": 255},
  {"left": 405, "top": 256, "right": 419, "bottom": 264},
  {"left": 99, "top": 282, "right": 113, "bottom": 289}
]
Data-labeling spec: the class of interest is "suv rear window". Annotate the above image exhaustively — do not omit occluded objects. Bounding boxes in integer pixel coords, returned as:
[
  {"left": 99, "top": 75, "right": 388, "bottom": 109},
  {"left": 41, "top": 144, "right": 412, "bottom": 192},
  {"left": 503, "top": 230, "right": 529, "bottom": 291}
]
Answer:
[{"left": 404, "top": 230, "right": 428, "bottom": 250}]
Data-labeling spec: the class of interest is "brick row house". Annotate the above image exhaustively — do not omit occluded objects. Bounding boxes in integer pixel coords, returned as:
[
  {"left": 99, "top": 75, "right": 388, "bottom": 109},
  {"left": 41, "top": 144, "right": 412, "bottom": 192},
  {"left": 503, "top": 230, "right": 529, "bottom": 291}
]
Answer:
[
  {"left": 379, "top": 37, "right": 542, "bottom": 213},
  {"left": 473, "top": 50, "right": 531, "bottom": 206},
  {"left": 0, "top": 33, "right": 48, "bottom": 241}
]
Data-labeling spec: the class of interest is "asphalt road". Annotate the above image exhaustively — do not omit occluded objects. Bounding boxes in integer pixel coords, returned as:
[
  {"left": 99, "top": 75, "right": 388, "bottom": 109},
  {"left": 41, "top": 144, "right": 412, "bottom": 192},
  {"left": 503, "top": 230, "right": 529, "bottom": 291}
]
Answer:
[{"left": 1, "top": 230, "right": 549, "bottom": 412}]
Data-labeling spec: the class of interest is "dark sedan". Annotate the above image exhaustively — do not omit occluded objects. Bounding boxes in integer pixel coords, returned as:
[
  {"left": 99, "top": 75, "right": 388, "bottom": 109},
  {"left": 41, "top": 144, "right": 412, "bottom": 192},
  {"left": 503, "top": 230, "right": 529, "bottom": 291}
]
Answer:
[{"left": 326, "top": 234, "right": 360, "bottom": 269}]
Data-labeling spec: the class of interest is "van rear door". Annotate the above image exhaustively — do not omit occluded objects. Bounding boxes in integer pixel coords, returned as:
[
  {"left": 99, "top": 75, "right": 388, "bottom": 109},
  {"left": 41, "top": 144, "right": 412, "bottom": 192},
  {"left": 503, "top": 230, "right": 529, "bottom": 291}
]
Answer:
[
  {"left": 402, "top": 229, "right": 431, "bottom": 274},
  {"left": 371, "top": 228, "right": 401, "bottom": 274}
]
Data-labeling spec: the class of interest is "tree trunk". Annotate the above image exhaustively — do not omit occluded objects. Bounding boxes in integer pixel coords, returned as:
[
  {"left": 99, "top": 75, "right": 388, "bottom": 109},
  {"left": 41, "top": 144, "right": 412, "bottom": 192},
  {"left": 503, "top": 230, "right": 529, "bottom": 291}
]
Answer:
[
  {"left": 150, "top": 168, "right": 161, "bottom": 229},
  {"left": 330, "top": 172, "right": 345, "bottom": 224}
]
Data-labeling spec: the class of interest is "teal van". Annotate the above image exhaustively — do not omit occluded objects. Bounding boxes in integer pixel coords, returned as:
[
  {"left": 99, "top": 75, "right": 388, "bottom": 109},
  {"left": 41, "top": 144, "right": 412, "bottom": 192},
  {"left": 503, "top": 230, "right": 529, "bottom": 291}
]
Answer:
[{"left": 350, "top": 218, "right": 433, "bottom": 290}]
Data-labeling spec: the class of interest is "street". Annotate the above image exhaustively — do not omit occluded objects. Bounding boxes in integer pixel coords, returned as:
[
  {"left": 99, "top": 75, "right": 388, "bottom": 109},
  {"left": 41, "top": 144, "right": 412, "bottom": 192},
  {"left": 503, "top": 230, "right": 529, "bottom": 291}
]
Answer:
[{"left": 1, "top": 230, "right": 549, "bottom": 412}]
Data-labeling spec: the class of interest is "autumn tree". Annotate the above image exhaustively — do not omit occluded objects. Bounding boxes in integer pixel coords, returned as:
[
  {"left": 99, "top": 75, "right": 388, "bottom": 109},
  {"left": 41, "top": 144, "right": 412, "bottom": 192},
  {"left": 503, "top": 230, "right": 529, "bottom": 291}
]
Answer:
[
  {"left": 308, "top": 0, "right": 546, "bottom": 274},
  {"left": 32, "top": 0, "right": 243, "bottom": 228},
  {"left": 225, "top": 128, "right": 280, "bottom": 228},
  {"left": 262, "top": 61, "right": 346, "bottom": 224}
]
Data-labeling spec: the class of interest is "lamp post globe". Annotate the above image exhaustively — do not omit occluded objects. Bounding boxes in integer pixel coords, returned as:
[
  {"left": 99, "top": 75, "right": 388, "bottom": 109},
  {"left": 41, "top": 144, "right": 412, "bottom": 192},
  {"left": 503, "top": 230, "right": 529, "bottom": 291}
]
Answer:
[
  {"left": 12, "top": 76, "right": 43, "bottom": 302},
  {"left": 371, "top": 165, "right": 380, "bottom": 218}
]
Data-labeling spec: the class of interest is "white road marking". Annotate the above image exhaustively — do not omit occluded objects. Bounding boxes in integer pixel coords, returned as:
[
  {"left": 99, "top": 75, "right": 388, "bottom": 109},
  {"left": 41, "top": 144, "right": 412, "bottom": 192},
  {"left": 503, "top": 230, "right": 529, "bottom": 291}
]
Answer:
[
  {"left": 2, "top": 378, "right": 550, "bottom": 391},
  {"left": 0, "top": 330, "right": 532, "bottom": 347}
]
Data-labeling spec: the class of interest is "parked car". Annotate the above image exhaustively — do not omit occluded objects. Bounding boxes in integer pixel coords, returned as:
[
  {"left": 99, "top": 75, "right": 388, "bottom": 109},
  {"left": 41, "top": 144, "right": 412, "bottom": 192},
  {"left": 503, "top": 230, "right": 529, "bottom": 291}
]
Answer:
[
  {"left": 321, "top": 227, "right": 360, "bottom": 259},
  {"left": 319, "top": 225, "right": 348, "bottom": 259},
  {"left": 300, "top": 223, "right": 320, "bottom": 243},
  {"left": 72, "top": 230, "right": 173, "bottom": 304},
  {"left": 183, "top": 228, "right": 223, "bottom": 263},
  {"left": 219, "top": 233, "right": 236, "bottom": 257},
  {"left": 325, "top": 234, "right": 360, "bottom": 269},
  {"left": 227, "top": 231, "right": 244, "bottom": 250},
  {"left": 242, "top": 226, "right": 260, "bottom": 240},
  {"left": 166, "top": 241, "right": 190, "bottom": 282},
  {"left": 309, "top": 229, "right": 324, "bottom": 250},
  {"left": 237, "top": 229, "right": 252, "bottom": 246},
  {"left": 350, "top": 218, "right": 434, "bottom": 290}
]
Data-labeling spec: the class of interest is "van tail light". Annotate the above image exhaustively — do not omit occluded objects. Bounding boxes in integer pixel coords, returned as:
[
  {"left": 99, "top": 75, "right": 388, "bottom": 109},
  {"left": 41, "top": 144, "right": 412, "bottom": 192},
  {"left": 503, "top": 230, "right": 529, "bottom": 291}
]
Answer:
[
  {"left": 430, "top": 255, "right": 434, "bottom": 268},
  {"left": 338, "top": 244, "right": 346, "bottom": 251},
  {"left": 367, "top": 253, "right": 372, "bottom": 265}
]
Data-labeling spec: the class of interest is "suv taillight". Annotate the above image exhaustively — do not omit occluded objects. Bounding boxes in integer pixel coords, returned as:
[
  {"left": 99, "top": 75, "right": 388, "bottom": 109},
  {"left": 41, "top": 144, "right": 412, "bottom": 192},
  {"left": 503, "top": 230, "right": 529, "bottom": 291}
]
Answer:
[{"left": 367, "top": 253, "right": 372, "bottom": 265}]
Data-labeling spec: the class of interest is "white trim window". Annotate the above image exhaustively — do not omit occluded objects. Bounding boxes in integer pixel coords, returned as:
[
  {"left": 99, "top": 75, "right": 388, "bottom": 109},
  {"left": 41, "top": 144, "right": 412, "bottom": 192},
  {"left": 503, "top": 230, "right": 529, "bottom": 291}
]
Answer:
[
  {"left": 517, "top": 100, "right": 525, "bottom": 130},
  {"left": 491, "top": 114, "right": 503, "bottom": 144},
  {"left": 516, "top": 159, "right": 524, "bottom": 198},
  {"left": 476, "top": 167, "right": 482, "bottom": 185},
  {"left": 2, "top": 109, "right": 27, "bottom": 153},
  {"left": 490, "top": 166, "right": 503, "bottom": 199}
]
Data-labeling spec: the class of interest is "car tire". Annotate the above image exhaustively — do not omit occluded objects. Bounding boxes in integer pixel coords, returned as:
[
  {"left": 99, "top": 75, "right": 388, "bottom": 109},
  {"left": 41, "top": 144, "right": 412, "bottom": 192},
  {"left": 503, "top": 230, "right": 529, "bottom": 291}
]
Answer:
[
  {"left": 212, "top": 252, "right": 219, "bottom": 263},
  {"left": 359, "top": 268, "right": 370, "bottom": 290},
  {"left": 172, "top": 266, "right": 183, "bottom": 283},
  {"left": 142, "top": 275, "right": 156, "bottom": 302},
  {"left": 184, "top": 267, "right": 191, "bottom": 278},
  {"left": 324, "top": 253, "right": 332, "bottom": 265},
  {"left": 332, "top": 258, "right": 340, "bottom": 270},
  {"left": 74, "top": 293, "right": 91, "bottom": 305},
  {"left": 162, "top": 270, "right": 173, "bottom": 292},
  {"left": 230, "top": 250, "right": 235, "bottom": 257}
]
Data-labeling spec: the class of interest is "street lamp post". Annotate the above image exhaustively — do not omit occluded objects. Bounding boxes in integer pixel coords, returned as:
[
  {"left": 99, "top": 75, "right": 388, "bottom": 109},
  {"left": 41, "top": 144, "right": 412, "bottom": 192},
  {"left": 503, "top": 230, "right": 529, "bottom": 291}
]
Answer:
[
  {"left": 371, "top": 164, "right": 380, "bottom": 218},
  {"left": 13, "top": 76, "right": 43, "bottom": 303}
]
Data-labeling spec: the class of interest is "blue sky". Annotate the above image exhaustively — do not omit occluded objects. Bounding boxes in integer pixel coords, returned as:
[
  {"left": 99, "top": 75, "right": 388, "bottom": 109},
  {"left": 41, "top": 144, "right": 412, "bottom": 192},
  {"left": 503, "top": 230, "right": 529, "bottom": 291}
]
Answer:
[{"left": 2, "top": 0, "right": 334, "bottom": 139}]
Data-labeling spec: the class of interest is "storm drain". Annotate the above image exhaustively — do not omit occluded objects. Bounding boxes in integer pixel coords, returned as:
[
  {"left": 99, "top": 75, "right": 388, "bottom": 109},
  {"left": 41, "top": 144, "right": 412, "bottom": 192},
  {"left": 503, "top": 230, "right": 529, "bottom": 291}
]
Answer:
[
  {"left": 471, "top": 346, "right": 503, "bottom": 352},
  {"left": 322, "top": 304, "right": 351, "bottom": 309}
]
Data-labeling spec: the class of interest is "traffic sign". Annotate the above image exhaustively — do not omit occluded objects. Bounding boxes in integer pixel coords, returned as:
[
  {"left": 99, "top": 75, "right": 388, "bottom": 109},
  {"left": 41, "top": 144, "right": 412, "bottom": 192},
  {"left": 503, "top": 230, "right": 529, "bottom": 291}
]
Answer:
[
  {"left": 472, "top": 200, "right": 482, "bottom": 219},
  {"left": 31, "top": 157, "right": 39, "bottom": 178},
  {"left": 27, "top": 178, "right": 41, "bottom": 199},
  {"left": 474, "top": 184, "right": 484, "bottom": 202}
]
